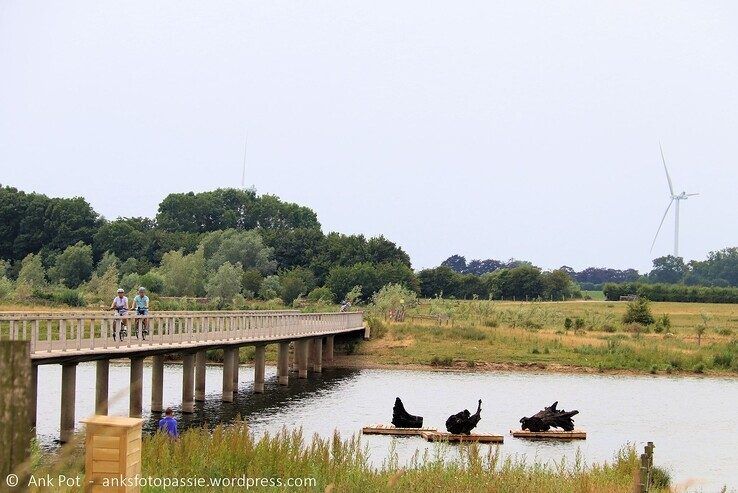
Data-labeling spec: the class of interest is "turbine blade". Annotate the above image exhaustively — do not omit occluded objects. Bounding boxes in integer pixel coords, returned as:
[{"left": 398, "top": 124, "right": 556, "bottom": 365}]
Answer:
[
  {"left": 686, "top": 193, "right": 699, "bottom": 197},
  {"left": 650, "top": 199, "right": 674, "bottom": 253},
  {"left": 659, "top": 143, "right": 674, "bottom": 196}
]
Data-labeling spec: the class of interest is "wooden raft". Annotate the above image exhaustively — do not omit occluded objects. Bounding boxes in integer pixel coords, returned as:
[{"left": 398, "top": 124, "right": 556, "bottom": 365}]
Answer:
[
  {"left": 422, "top": 431, "right": 504, "bottom": 443},
  {"left": 362, "top": 424, "right": 437, "bottom": 436},
  {"left": 511, "top": 429, "right": 587, "bottom": 440}
]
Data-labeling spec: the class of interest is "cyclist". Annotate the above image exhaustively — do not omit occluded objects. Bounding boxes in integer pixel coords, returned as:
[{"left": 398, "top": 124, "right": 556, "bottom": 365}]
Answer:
[
  {"left": 110, "top": 288, "right": 129, "bottom": 341},
  {"left": 133, "top": 286, "right": 150, "bottom": 340}
]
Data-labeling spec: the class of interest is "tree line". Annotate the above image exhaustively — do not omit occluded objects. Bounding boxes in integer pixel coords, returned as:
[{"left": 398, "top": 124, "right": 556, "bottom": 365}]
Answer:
[
  {"left": 442, "top": 251, "right": 738, "bottom": 290},
  {"left": 0, "top": 185, "right": 413, "bottom": 306}
]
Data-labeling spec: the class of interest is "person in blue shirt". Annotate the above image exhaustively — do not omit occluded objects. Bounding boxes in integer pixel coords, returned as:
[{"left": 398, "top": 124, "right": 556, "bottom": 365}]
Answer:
[
  {"left": 158, "top": 408, "right": 179, "bottom": 439},
  {"left": 132, "top": 287, "right": 150, "bottom": 340}
]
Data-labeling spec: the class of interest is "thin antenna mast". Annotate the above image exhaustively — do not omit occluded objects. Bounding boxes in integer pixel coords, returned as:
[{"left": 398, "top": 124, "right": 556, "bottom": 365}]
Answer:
[{"left": 240, "top": 132, "right": 248, "bottom": 189}]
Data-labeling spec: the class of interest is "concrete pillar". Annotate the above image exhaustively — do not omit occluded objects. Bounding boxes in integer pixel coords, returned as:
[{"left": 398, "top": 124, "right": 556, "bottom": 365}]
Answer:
[
  {"left": 195, "top": 350, "right": 207, "bottom": 401},
  {"left": 95, "top": 359, "right": 109, "bottom": 415},
  {"left": 291, "top": 342, "right": 300, "bottom": 372},
  {"left": 151, "top": 355, "right": 164, "bottom": 413},
  {"left": 298, "top": 340, "right": 308, "bottom": 379},
  {"left": 233, "top": 347, "right": 240, "bottom": 389},
  {"left": 325, "top": 335, "right": 334, "bottom": 364},
  {"left": 312, "top": 337, "right": 322, "bottom": 373},
  {"left": 129, "top": 357, "right": 144, "bottom": 418},
  {"left": 60, "top": 362, "right": 77, "bottom": 443},
  {"left": 182, "top": 353, "right": 195, "bottom": 413},
  {"left": 307, "top": 339, "right": 316, "bottom": 367},
  {"left": 222, "top": 348, "right": 235, "bottom": 402},
  {"left": 254, "top": 345, "right": 266, "bottom": 393},
  {"left": 277, "top": 342, "right": 289, "bottom": 385},
  {"left": 30, "top": 363, "right": 38, "bottom": 427}
]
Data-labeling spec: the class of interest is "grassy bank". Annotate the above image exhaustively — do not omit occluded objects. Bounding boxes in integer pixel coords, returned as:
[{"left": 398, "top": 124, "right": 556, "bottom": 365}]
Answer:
[
  {"left": 357, "top": 299, "right": 738, "bottom": 375},
  {"left": 31, "top": 422, "right": 666, "bottom": 492}
]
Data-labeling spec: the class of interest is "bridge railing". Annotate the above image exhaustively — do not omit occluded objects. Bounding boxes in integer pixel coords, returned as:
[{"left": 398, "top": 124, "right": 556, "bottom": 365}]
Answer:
[{"left": 0, "top": 311, "right": 364, "bottom": 355}]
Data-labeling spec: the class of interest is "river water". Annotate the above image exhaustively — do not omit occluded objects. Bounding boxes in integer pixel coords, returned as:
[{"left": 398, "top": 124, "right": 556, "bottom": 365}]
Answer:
[{"left": 36, "top": 362, "right": 737, "bottom": 491}]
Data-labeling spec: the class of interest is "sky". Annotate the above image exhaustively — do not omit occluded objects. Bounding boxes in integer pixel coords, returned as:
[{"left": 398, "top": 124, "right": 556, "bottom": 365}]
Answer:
[{"left": 1, "top": 1, "right": 737, "bottom": 272}]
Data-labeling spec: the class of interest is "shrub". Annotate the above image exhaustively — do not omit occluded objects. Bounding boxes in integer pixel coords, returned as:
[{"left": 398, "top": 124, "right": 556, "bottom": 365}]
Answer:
[
  {"left": 205, "top": 262, "right": 243, "bottom": 302},
  {"left": 573, "top": 317, "right": 585, "bottom": 330},
  {"left": 712, "top": 352, "right": 734, "bottom": 369},
  {"left": 563, "top": 317, "right": 573, "bottom": 330},
  {"left": 366, "top": 317, "right": 387, "bottom": 339},
  {"left": 259, "top": 275, "right": 282, "bottom": 300},
  {"left": 53, "top": 288, "right": 86, "bottom": 307},
  {"left": 692, "top": 363, "right": 705, "bottom": 374},
  {"left": 602, "top": 324, "right": 616, "bottom": 333},
  {"left": 716, "top": 328, "right": 733, "bottom": 336},
  {"left": 430, "top": 355, "right": 453, "bottom": 366},
  {"left": 138, "top": 271, "right": 165, "bottom": 293},
  {"left": 651, "top": 466, "right": 671, "bottom": 489},
  {"left": 307, "top": 286, "right": 334, "bottom": 303},
  {"left": 622, "top": 298, "right": 654, "bottom": 325},
  {"left": 483, "top": 318, "right": 499, "bottom": 328}
]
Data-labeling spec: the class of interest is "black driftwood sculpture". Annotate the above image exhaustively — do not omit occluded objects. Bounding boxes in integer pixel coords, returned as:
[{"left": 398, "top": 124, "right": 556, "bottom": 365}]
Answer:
[
  {"left": 391, "top": 397, "right": 423, "bottom": 428},
  {"left": 520, "top": 401, "right": 578, "bottom": 432},
  {"left": 445, "top": 399, "right": 482, "bottom": 435}
]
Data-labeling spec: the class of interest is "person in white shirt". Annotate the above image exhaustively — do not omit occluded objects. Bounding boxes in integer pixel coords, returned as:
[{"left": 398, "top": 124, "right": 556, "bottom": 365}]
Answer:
[{"left": 110, "top": 288, "right": 129, "bottom": 341}]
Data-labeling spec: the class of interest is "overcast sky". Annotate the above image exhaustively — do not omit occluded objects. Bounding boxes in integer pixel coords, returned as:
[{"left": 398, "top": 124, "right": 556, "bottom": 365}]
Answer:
[{"left": 1, "top": 1, "right": 736, "bottom": 272}]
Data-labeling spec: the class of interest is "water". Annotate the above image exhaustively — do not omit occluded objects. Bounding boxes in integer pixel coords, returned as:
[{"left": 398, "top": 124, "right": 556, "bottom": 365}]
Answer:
[{"left": 36, "top": 363, "right": 738, "bottom": 491}]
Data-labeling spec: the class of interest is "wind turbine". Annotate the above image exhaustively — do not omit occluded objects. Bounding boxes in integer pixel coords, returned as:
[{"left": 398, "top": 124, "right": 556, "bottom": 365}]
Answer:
[{"left": 650, "top": 144, "right": 699, "bottom": 257}]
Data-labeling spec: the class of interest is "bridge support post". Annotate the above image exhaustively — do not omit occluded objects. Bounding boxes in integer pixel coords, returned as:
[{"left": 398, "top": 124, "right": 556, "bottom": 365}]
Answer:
[
  {"left": 277, "top": 342, "right": 289, "bottom": 385},
  {"left": 195, "top": 350, "right": 206, "bottom": 401},
  {"left": 30, "top": 363, "right": 38, "bottom": 427},
  {"left": 95, "top": 359, "right": 109, "bottom": 415},
  {"left": 254, "top": 345, "right": 266, "bottom": 393},
  {"left": 222, "top": 348, "right": 235, "bottom": 402},
  {"left": 298, "top": 340, "right": 308, "bottom": 379},
  {"left": 151, "top": 355, "right": 164, "bottom": 413},
  {"left": 325, "top": 335, "right": 334, "bottom": 365},
  {"left": 60, "top": 362, "right": 77, "bottom": 443},
  {"left": 312, "top": 338, "right": 322, "bottom": 373},
  {"left": 182, "top": 353, "right": 195, "bottom": 413},
  {"left": 307, "top": 339, "right": 315, "bottom": 367},
  {"left": 129, "top": 357, "right": 144, "bottom": 418},
  {"left": 291, "top": 342, "right": 299, "bottom": 373},
  {"left": 233, "top": 348, "right": 240, "bottom": 390}
]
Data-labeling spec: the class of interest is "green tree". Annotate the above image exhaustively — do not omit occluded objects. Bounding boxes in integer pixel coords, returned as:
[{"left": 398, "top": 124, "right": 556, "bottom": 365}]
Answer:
[
  {"left": 205, "top": 262, "right": 243, "bottom": 302},
  {"left": 84, "top": 264, "right": 120, "bottom": 302},
  {"left": 649, "top": 255, "right": 686, "bottom": 284},
  {"left": 200, "top": 229, "right": 276, "bottom": 274},
  {"left": 262, "top": 228, "right": 325, "bottom": 270},
  {"left": 49, "top": 241, "right": 94, "bottom": 287},
  {"left": 93, "top": 217, "right": 154, "bottom": 262},
  {"left": 371, "top": 283, "right": 418, "bottom": 319},
  {"left": 259, "top": 275, "right": 282, "bottom": 300},
  {"left": 622, "top": 298, "right": 655, "bottom": 325},
  {"left": 241, "top": 268, "right": 263, "bottom": 298},
  {"left": 307, "top": 286, "right": 334, "bottom": 303},
  {"left": 17, "top": 253, "right": 46, "bottom": 289},
  {"left": 159, "top": 249, "right": 206, "bottom": 296},
  {"left": 542, "top": 269, "right": 576, "bottom": 300},
  {"left": 418, "top": 266, "right": 462, "bottom": 298},
  {"left": 95, "top": 251, "right": 120, "bottom": 277},
  {"left": 366, "top": 236, "right": 411, "bottom": 266}
]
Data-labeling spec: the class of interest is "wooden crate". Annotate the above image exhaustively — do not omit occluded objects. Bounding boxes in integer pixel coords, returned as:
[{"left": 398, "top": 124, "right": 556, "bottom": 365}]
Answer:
[
  {"left": 511, "top": 429, "right": 587, "bottom": 440},
  {"left": 82, "top": 415, "right": 144, "bottom": 493},
  {"left": 422, "top": 431, "right": 504, "bottom": 443},
  {"left": 362, "top": 424, "right": 437, "bottom": 436}
]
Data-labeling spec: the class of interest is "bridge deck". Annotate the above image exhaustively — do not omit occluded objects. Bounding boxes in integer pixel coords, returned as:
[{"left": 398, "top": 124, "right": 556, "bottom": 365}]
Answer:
[{"left": 0, "top": 311, "right": 364, "bottom": 364}]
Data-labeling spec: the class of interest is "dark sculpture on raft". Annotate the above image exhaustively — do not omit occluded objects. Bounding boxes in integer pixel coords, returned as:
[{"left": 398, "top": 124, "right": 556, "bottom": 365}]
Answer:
[
  {"left": 391, "top": 397, "right": 424, "bottom": 428},
  {"left": 445, "top": 399, "right": 482, "bottom": 435},
  {"left": 519, "top": 401, "right": 578, "bottom": 432}
]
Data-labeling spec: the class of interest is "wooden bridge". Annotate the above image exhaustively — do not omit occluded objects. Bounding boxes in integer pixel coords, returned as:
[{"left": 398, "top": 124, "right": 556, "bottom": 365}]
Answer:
[{"left": 1, "top": 310, "right": 365, "bottom": 442}]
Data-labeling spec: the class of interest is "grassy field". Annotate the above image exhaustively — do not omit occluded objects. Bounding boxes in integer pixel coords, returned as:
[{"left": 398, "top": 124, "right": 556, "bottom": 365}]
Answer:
[
  {"left": 30, "top": 422, "right": 667, "bottom": 492},
  {"left": 357, "top": 299, "right": 738, "bottom": 375}
]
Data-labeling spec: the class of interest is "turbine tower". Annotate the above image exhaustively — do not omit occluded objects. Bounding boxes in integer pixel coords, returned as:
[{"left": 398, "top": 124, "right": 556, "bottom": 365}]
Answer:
[{"left": 650, "top": 144, "right": 699, "bottom": 257}]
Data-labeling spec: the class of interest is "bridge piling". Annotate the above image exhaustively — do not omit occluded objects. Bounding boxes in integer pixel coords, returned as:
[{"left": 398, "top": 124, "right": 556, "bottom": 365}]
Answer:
[
  {"left": 60, "top": 362, "right": 77, "bottom": 443},
  {"left": 312, "top": 338, "right": 322, "bottom": 373},
  {"left": 254, "top": 345, "right": 266, "bottom": 393},
  {"left": 195, "top": 351, "right": 206, "bottom": 401},
  {"left": 298, "top": 340, "right": 309, "bottom": 379},
  {"left": 151, "top": 355, "right": 164, "bottom": 412},
  {"left": 325, "top": 335, "right": 334, "bottom": 364},
  {"left": 277, "top": 342, "right": 289, "bottom": 385},
  {"left": 182, "top": 353, "right": 195, "bottom": 413},
  {"left": 222, "top": 348, "right": 235, "bottom": 402},
  {"left": 95, "top": 359, "right": 109, "bottom": 415},
  {"left": 233, "top": 347, "right": 240, "bottom": 390},
  {"left": 129, "top": 357, "right": 144, "bottom": 418}
]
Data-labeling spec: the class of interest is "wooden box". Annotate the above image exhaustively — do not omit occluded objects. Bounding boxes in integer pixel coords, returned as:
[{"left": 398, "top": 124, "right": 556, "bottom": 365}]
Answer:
[{"left": 82, "top": 415, "right": 144, "bottom": 493}]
